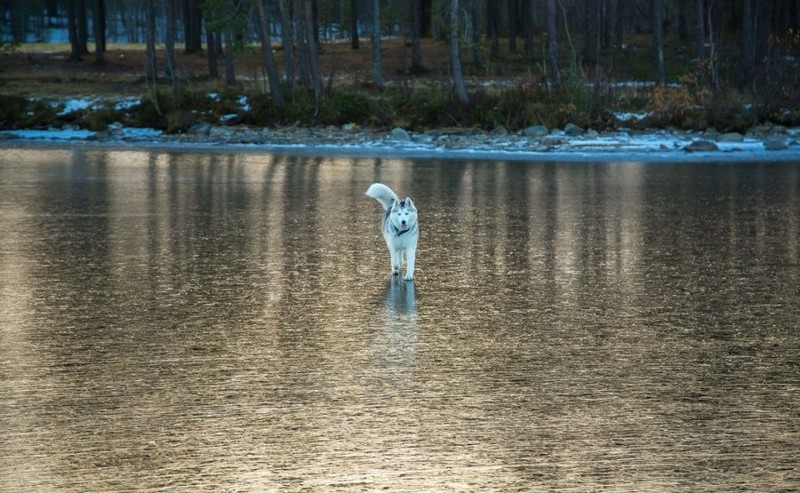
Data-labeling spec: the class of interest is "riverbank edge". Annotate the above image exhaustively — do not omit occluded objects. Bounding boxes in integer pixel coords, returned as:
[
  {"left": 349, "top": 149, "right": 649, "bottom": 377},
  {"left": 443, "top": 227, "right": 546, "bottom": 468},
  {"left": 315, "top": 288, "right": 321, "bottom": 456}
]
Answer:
[{"left": 2, "top": 123, "right": 800, "bottom": 163}]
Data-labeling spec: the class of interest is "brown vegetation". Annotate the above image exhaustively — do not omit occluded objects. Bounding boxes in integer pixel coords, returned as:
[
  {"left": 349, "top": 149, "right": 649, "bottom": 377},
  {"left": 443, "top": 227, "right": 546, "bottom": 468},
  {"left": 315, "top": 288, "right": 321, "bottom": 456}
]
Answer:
[{"left": 1, "top": 36, "right": 798, "bottom": 134}]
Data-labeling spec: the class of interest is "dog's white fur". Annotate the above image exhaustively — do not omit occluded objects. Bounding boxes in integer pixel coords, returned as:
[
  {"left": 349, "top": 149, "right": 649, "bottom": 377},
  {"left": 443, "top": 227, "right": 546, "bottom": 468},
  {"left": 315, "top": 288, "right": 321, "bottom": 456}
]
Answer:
[{"left": 366, "top": 183, "right": 418, "bottom": 281}]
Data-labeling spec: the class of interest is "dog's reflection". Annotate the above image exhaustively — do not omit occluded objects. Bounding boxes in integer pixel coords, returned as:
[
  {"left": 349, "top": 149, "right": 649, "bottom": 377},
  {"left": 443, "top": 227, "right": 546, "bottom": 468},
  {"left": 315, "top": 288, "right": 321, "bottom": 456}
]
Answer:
[
  {"left": 384, "top": 277, "right": 417, "bottom": 317},
  {"left": 380, "top": 278, "right": 417, "bottom": 372}
]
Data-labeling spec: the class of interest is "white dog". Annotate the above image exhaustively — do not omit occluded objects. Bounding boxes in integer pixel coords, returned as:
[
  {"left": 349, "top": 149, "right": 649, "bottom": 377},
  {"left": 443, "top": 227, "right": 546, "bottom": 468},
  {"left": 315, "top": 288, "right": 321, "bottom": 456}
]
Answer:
[{"left": 366, "top": 183, "right": 418, "bottom": 281}]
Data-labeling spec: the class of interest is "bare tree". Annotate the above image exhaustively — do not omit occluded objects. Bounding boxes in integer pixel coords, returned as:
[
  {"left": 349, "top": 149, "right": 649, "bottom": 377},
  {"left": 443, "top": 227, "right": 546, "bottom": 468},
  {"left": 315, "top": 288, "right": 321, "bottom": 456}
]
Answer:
[
  {"left": 67, "top": 0, "right": 82, "bottom": 61},
  {"left": 487, "top": 0, "right": 500, "bottom": 59},
  {"left": 694, "top": 0, "right": 705, "bottom": 59},
  {"left": 278, "top": 0, "right": 296, "bottom": 89},
  {"left": 92, "top": 0, "right": 105, "bottom": 64},
  {"left": 372, "top": 0, "right": 383, "bottom": 88},
  {"left": 183, "top": 0, "right": 203, "bottom": 53},
  {"left": 652, "top": 0, "right": 665, "bottom": 84},
  {"left": 206, "top": 24, "right": 220, "bottom": 79},
  {"left": 302, "top": 0, "right": 323, "bottom": 100},
  {"left": 350, "top": 0, "right": 360, "bottom": 49},
  {"left": 546, "top": 0, "right": 559, "bottom": 86},
  {"left": 583, "top": 0, "right": 599, "bottom": 66},
  {"left": 256, "top": 0, "right": 285, "bottom": 107},
  {"left": 76, "top": 0, "right": 88, "bottom": 55},
  {"left": 615, "top": 0, "right": 627, "bottom": 50},
  {"left": 145, "top": 0, "right": 157, "bottom": 81},
  {"left": 450, "top": 0, "right": 468, "bottom": 104},
  {"left": 508, "top": 0, "right": 517, "bottom": 52},
  {"left": 202, "top": 0, "right": 240, "bottom": 84},
  {"left": 223, "top": 28, "right": 236, "bottom": 84},
  {"left": 740, "top": 0, "right": 754, "bottom": 89},
  {"left": 411, "top": 0, "right": 422, "bottom": 70},
  {"left": 523, "top": 0, "right": 534, "bottom": 61},
  {"left": 67, "top": 0, "right": 89, "bottom": 60},
  {"left": 470, "top": 0, "right": 484, "bottom": 70},
  {"left": 164, "top": 0, "right": 177, "bottom": 83}
]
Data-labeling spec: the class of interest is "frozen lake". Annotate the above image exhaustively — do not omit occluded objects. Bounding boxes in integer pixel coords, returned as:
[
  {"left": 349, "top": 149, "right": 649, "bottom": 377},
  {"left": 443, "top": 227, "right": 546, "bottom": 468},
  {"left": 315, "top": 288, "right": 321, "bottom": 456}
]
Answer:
[{"left": 1, "top": 147, "right": 799, "bottom": 491}]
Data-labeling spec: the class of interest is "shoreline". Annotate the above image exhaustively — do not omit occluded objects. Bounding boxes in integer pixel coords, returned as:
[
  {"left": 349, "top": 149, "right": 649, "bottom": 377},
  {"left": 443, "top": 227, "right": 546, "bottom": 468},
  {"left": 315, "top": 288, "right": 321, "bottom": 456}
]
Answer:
[{"left": 2, "top": 124, "right": 800, "bottom": 163}]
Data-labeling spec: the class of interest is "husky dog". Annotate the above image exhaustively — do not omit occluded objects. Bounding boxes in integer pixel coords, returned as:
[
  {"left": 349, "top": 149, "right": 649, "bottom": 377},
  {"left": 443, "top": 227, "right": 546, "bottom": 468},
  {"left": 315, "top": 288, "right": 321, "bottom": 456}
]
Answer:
[{"left": 366, "top": 183, "right": 418, "bottom": 281}]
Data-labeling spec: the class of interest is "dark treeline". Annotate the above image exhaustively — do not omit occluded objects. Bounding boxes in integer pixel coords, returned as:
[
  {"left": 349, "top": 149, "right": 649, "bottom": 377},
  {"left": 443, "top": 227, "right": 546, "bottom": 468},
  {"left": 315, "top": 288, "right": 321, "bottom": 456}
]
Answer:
[{"left": 2, "top": 0, "right": 799, "bottom": 109}]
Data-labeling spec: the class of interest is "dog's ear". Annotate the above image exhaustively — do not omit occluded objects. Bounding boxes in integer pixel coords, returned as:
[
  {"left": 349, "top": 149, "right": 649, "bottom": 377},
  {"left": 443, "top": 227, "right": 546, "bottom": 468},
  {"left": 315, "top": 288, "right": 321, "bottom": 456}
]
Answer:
[{"left": 405, "top": 197, "right": 416, "bottom": 210}]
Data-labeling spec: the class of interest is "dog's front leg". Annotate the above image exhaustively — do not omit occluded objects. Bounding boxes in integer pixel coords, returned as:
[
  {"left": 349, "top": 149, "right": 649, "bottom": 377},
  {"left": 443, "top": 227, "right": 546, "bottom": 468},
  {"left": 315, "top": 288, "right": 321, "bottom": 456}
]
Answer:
[
  {"left": 404, "top": 245, "right": 416, "bottom": 281},
  {"left": 390, "top": 248, "right": 401, "bottom": 275}
]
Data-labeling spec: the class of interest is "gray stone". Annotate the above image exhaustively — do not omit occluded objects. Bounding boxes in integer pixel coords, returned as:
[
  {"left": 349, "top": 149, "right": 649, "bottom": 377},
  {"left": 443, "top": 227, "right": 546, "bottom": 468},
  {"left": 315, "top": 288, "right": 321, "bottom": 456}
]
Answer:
[
  {"left": 717, "top": 132, "right": 744, "bottom": 142},
  {"left": 107, "top": 122, "right": 125, "bottom": 136},
  {"left": 564, "top": 123, "right": 584, "bottom": 136},
  {"left": 541, "top": 136, "right": 569, "bottom": 147},
  {"left": 209, "top": 125, "right": 235, "bottom": 139},
  {"left": 683, "top": 140, "right": 719, "bottom": 152},
  {"left": 188, "top": 122, "right": 212, "bottom": 136},
  {"left": 523, "top": 125, "right": 549, "bottom": 138},
  {"left": 390, "top": 127, "right": 411, "bottom": 141},
  {"left": 491, "top": 125, "right": 508, "bottom": 136},
  {"left": 763, "top": 137, "right": 788, "bottom": 151}
]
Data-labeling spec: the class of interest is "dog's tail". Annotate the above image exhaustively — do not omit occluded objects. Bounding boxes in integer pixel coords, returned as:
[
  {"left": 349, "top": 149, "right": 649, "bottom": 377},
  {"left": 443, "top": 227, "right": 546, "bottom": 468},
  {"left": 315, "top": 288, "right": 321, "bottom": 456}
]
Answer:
[{"left": 365, "top": 183, "right": 399, "bottom": 210}]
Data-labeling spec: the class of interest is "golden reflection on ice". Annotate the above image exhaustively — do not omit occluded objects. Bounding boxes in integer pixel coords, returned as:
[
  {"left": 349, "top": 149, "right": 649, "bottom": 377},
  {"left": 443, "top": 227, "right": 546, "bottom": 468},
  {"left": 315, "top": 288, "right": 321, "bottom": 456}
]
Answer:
[{"left": 0, "top": 149, "right": 799, "bottom": 491}]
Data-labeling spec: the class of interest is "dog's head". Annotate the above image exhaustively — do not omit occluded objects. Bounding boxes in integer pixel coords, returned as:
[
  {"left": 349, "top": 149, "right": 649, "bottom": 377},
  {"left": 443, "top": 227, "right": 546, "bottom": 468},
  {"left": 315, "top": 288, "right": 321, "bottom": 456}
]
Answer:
[{"left": 388, "top": 197, "right": 417, "bottom": 233}]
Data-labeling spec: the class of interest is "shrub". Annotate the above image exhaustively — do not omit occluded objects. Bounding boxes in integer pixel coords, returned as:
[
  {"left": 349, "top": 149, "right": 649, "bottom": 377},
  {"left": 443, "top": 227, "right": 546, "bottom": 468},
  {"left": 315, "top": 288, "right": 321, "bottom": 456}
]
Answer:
[
  {"left": 128, "top": 95, "right": 168, "bottom": 130},
  {"left": 319, "top": 91, "right": 383, "bottom": 126},
  {"left": 0, "top": 94, "right": 29, "bottom": 128}
]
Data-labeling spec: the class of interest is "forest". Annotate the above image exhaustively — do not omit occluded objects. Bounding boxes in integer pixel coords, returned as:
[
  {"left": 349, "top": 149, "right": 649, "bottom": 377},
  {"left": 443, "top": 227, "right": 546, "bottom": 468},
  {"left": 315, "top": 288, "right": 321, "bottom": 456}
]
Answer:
[{"left": 1, "top": 0, "right": 799, "bottom": 133}]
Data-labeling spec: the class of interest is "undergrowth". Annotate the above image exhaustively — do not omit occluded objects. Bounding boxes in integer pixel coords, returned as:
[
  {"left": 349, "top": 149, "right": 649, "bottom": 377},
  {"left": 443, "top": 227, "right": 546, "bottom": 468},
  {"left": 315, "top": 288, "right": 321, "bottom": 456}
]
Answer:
[{"left": 1, "top": 69, "right": 798, "bottom": 134}]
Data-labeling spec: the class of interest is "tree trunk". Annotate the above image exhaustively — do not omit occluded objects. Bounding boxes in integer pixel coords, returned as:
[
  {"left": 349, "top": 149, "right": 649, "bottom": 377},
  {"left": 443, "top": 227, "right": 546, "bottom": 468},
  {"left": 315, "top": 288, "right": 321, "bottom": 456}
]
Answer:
[
  {"left": 67, "top": 0, "right": 82, "bottom": 61},
  {"left": 546, "top": 0, "right": 559, "bottom": 86},
  {"left": 145, "top": 0, "right": 157, "bottom": 81},
  {"left": 183, "top": 0, "right": 203, "bottom": 53},
  {"left": 206, "top": 26, "right": 219, "bottom": 79},
  {"left": 694, "top": 0, "right": 704, "bottom": 58},
  {"left": 740, "top": 0, "right": 754, "bottom": 89},
  {"left": 708, "top": 0, "right": 724, "bottom": 90},
  {"left": 76, "top": 0, "right": 88, "bottom": 55},
  {"left": 164, "top": 0, "right": 177, "bottom": 82},
  {"left": 678, "top": 0, "right": 689, "bottom": 40},
  {"left": 92, "top": 0, "right": 105, "bottom": 64},
  {"left": 523, "top": 0, "right": 534, "bottom": 61},
  {"left": 652, "top": 0, "right": 665, "bottom": 84},
  {"left": 372, "top": 0, "right": 383, "bottom": 88},
  {"left": 583, "top": 0, "right": 598, "bottom": 65},
  {"left": 615, "top": 0, "right": 626, "bottom": 50},
  {"left": 350, "top": 0, "right": 360, "bottom": 49},
  {"left": 294, "top": 0, "right": 310, "bottom": 83},
  {"left": 420, "top": 0, "right": 432, "bottom": 37},
  {"left": 508, "top": 0, "right": 517, "bottom": 52},
  {"left": 450, "top": 0, "right": 468, "bottom": 104},
  {"left": 470, "top": 0, "right": 484, "bottom": 70},
  {"left": 256, "top": 0, "right": 285, "bottom": 107},
  {"left": 224, "top": 29, "right": 236, "bottom": 84},
  {"left": 487, "top": 0, "right": 500, "bottom": 59},
  {"left": 278, "top": 0, "right": 296, "bottom": 89},
  {"left": 411, "top": 0, "right": 422, "bottom": 69},
  {"left": 303, "top": 0, "right": 323, "bottom": 100}
]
